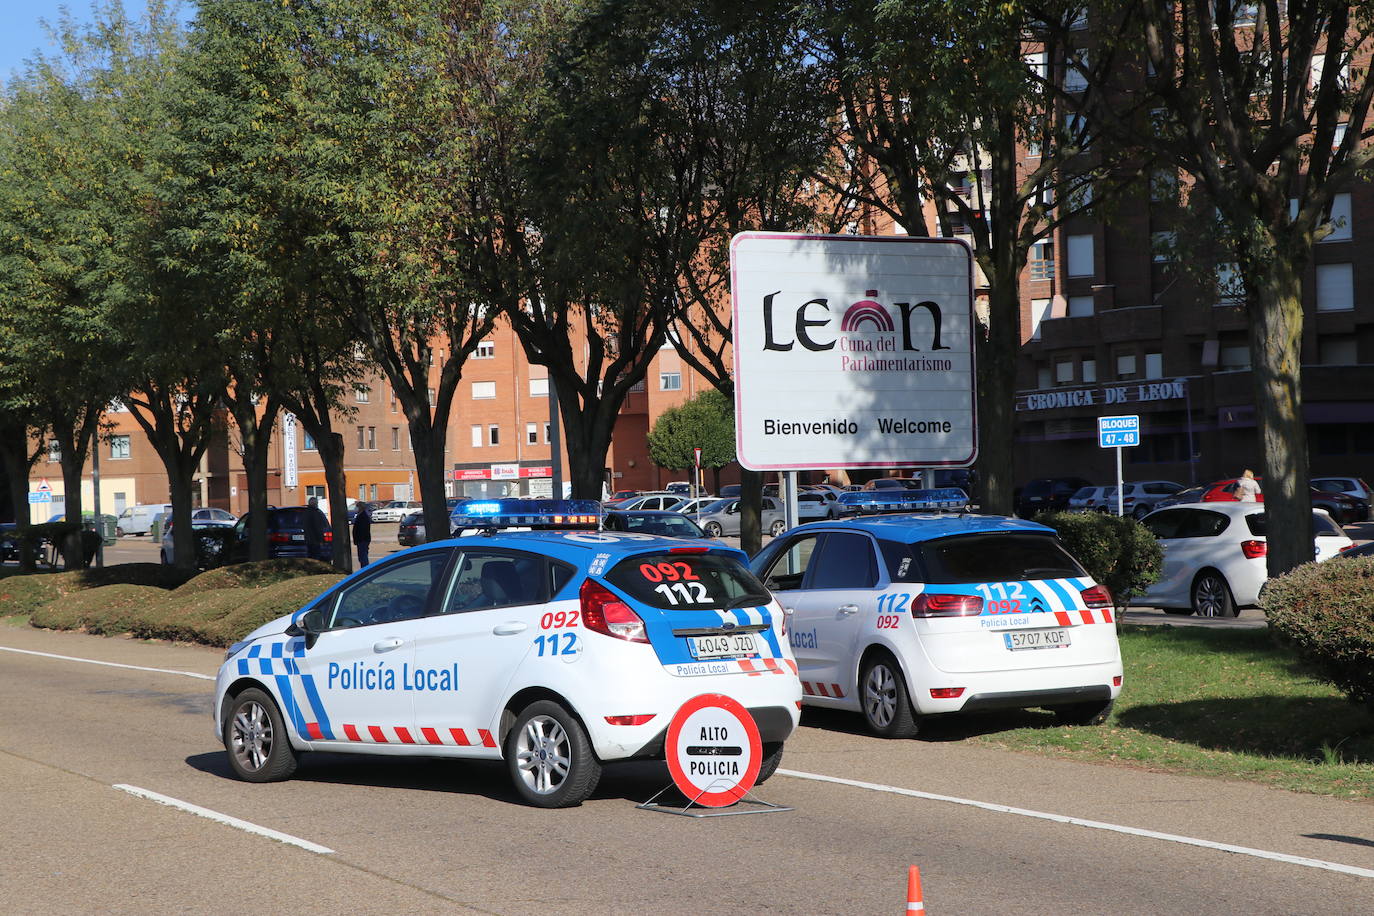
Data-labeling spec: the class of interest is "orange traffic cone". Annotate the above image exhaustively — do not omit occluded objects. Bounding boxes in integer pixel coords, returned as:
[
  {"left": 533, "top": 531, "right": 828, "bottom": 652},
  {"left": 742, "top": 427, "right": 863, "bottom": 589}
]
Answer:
[{"left": 906, "top": 864, "right": 925, "bottom": 913}]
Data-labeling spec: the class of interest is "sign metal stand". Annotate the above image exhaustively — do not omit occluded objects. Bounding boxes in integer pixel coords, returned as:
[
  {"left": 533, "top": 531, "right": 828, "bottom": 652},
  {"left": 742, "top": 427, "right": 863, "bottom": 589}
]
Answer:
[{"left": 1098, "top": 415, "right": 1140, "bottom": 514}]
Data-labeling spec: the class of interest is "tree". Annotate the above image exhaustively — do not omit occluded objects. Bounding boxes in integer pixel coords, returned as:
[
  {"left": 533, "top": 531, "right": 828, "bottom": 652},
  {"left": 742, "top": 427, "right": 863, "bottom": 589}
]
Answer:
[
  {"left": 1072, "top": 0, "right": 1374, "bottom": 575},
  {"left": 647, "top": 390, "right": 736, "bottom": 487},
  {"left": 805, "top": 0, "right": 1122, "bottom": 516}
]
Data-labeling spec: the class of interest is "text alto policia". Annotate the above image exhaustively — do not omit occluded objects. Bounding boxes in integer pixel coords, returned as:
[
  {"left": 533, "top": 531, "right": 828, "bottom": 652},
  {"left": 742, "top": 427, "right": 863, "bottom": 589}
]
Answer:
[{"left": 328, "top": 661, "right": 459, "bottom": 691}]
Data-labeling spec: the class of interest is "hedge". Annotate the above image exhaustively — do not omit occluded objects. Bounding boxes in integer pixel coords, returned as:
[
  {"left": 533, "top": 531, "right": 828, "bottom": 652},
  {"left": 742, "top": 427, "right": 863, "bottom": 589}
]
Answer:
[
  {"left": 1260, "top": 555, "right": 1374, "bottom": 712},
  {"left": 1035, "top": 511, "right": 1163, "bottom": 614}
]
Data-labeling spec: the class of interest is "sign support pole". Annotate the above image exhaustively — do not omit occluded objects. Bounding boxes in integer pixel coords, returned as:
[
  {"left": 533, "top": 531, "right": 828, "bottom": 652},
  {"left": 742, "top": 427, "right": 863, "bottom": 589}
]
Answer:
[
  {"left": 783, "top": 471, "right": 798, "bottom": 531},
  {"left": 1116, "top": 446, "right": 1124, "bottom": 517}
]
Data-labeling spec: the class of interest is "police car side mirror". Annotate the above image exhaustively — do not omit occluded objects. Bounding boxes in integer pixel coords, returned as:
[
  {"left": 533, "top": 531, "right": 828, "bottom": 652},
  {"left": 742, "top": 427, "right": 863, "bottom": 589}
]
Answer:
[{"left": 287, "top": 608, "right": 327, "bottom": 650}]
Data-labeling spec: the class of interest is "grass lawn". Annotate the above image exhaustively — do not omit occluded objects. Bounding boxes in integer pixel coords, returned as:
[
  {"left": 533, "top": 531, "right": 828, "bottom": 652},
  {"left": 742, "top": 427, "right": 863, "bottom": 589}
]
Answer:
[{"left": 963, "top": 625, "right": 1374, "bottom": 799}]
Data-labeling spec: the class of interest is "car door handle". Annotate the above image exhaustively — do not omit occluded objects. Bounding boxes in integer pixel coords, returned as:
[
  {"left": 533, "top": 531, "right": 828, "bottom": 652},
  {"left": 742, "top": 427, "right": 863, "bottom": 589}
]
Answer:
[
  {"left": 837, "top": 605, "right": 860, "bottom": 617},
  {"left": 373, "top": 638, "right": 405, "bottom": 652},
  {"left": 493, "top": 622, "right": 528, "bottom": 636}
]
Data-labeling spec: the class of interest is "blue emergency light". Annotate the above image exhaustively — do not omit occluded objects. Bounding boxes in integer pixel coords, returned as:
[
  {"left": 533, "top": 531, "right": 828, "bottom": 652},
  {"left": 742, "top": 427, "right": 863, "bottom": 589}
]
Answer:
[
  {"left": 449, "top": 498, "right": 602, "bottom": 532},
  {"left": 837, "top": 488, "right": 970, "bottom": 515}
]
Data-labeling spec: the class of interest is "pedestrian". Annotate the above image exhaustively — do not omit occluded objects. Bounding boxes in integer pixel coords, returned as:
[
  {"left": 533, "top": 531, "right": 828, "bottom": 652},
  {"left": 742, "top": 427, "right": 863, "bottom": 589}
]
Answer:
[
  {"left": 353, "top": 501, "right": 372, "bottom": 568},
  {"left": 304, "top": 497, "right": 327, "bottom": 560},
  {"left": 1236, "top": 469, "right": 1261, "bottom": 502}
]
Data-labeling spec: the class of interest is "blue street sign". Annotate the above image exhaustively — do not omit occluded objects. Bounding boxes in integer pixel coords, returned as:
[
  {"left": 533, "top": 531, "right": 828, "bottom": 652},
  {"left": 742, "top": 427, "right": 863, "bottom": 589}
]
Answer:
[
  {"left": 28, "top": 491, "right": 51, "bottom": 504},
  {"left": 1098, "top": 414, "right": 1140, "bottom": 449}
]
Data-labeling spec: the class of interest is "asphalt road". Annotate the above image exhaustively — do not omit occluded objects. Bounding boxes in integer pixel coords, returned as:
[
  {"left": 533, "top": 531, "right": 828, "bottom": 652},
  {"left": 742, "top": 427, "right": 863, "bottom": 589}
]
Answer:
[{"left": 3, "top": 622, "right": 1373, "bottom": 914}]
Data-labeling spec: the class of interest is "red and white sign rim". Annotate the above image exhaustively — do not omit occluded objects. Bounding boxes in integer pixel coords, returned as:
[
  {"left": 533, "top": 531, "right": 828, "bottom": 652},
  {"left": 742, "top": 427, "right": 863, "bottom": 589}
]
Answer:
[{"left": 664, "top": 693, "right": 762, "bottom": 807}]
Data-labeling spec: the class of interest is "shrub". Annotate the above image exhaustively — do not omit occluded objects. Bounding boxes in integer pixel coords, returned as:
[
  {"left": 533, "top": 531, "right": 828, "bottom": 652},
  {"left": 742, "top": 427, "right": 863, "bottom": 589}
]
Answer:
[
  {"left": 1260, "top": 555, "right": 1374, "bottom": 713},
  {"left": 132, "top": 573, "right": 343, "bottom": 646},
  {"left": 172, "top": 558, "right": 337, "bottom": 596},
  {"left": 30, "top": 584, "right": 171, "bottom": 635},
  {"left": 1037, "top": 511, "right": 1163, "bottom": 615}
]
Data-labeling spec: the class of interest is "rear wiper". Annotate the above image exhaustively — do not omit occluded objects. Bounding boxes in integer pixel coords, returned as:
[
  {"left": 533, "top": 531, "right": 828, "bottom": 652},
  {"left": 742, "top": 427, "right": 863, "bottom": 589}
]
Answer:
[{"left": 725, "top": 593, "right": 771, "bottom": 609}]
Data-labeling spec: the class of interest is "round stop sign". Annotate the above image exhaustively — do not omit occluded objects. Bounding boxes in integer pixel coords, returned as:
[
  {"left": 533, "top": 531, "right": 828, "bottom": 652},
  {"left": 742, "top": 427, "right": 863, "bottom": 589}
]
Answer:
[{"left": 664, "top": 694, "right": 762, "bottom": 807}]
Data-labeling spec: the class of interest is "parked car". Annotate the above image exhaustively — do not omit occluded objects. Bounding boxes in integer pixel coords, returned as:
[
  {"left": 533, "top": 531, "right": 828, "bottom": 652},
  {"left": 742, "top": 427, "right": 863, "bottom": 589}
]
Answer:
[
  {"left": 160, "top": 517, "right": 236, "bottom": 567},
  {"left": 193, "top": 507, "right": 238, "bottom": 524},
  {"left": 663, "top": 481, "right": 692, "bottom": 496},
  {"left": 227, "top": 506, "right": 333, "bottom": 562},
  {"left": 1015, "top": 477, "right": 1092, "bottom": 518},
  {"left": 372, "top": 500, "right": 420, "bottom": 523},
  {"left": 1068, "top": 486, "right": 1112, "bottom": 513},
  {"left": 601, "top": 510, "right": 708, "bottom": 538},
  {"left": 1133, "top": 503, "right": 1352, "bottom": 616},
  {"left": 115, "top": 503, "right": 173, "bottom": 537},
  {"left": 397, "top": 511, "right": 426, "bottom": 546},
  {"left": 696, "top": 496, "right": 787, "bottom": 538},
  {"left": 796, "top": 490, "right": 843, "bottom": 521},
  {"left": 613, "top": 493, "right": 686, "bottom": 512},
  {"left": 1154, "top": 484, "right": 1208, "bottom": 510},
  {"left": 1104, "top": 480, "right": 1187, "bottom": 518},
  {"left": 1312, "top": 477, "right": 1374, "bottom": 516},
  {"left": 861, "top": 477, "right": 922, "bottom": 491},
  {"left": 718, "top": 484, "right": 742, "bottom": 498},
  {"left": 0, "top": 522, "right": 18, "bottom": 562},
  {"left": 1199, "top": 477, "right": 1371, "bottom": 525},
  {"left": 674, "top": 496, "right": 716, "bottom": 517}
]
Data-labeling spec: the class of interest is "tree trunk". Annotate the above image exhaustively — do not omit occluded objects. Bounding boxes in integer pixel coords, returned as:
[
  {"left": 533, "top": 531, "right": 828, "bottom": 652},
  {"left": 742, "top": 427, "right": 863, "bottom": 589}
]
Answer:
[
  {"left": 409, "top": 414, "right": 452, "bottom": 548},
  {"left": 318, "top": 432, "right": 352, "bottom": 572},
  {"left": 166, "top": 452, "right": 200, "bottom": 572},
  {"left": 234, "top": 401, "right": 280, "bottom": 563},
  {"left": 558, "top": 396, "right": 616, "bottom": 501},
  {"left": 0, "top": 423, "right": 39, "bottom": 571},
  {"left": 739, "top": 468, "right": 763, "bottom": 556},
  {"left": 976, "top": 279, "right": 1019, "bottom": 516},
  {"left": 1249, "top": 258, "right": 1312, "bottom": 577},
  {"left": 54, "top": 418, "right": 90, "bottom": 569}
]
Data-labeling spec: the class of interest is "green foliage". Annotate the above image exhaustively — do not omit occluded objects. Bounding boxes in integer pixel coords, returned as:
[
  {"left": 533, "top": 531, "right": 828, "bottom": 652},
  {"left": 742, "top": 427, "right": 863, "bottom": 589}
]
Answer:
[
  {"left": 1260, "top": 556, "right": 1374, "bottom": 713},
  {"left": 646, "top": 389, "right": 735, "bottom": 470},
  {"left": 1037, "top": 511, "right": 1163, "bottom": 610},
  {"left": 30, "top": 584, "right": 169, "bottom": 635}
]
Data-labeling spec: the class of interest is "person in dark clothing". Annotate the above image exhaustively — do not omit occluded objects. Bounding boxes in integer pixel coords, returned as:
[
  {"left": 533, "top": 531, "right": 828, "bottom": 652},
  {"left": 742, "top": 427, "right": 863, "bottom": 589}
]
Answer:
[
  {"left": 353, "top": 501, "right": 372, "bottom": 567},
  {"left": 304, "top": 497, "right": 328, "bottom": 561}
]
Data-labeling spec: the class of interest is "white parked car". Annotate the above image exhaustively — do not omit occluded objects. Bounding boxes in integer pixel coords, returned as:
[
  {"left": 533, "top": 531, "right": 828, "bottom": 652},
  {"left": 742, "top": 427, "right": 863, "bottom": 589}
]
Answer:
[
  {"left": 1103, "top": 481, "right": 1186, "bottom": 519},
  {"left": 795, "top": 490, "right": 843, "bottom": 521},
  {"left": 371, "top": 500, "right": 420, "bottom": 523},
  {"left": 674, "top": 496, "right": 715, "bottom": 517},
  {"left": 1133, "top": 503, "right": 1353, "bottom": 617},
  {"left": 1067, "top": 486, "right": 1111, "bottom": 512},
  {"left": 614, "top": 493, "right": 686, "bottom": 512}
]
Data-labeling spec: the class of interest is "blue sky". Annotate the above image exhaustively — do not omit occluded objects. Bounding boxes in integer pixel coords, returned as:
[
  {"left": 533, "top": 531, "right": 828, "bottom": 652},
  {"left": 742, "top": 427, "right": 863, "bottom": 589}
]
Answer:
[{"left": 0, "top": 0, "right": 160, "bottom": 81}]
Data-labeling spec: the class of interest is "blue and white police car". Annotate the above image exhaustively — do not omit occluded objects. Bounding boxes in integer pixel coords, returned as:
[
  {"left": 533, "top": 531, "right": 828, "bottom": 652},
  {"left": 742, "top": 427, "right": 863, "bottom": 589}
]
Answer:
[
  {"left": 215, "top": 500, "right": 800, "bottom": 807},
  {"left": 751, "top": 494, "right": 1122, "bottom": 738}
]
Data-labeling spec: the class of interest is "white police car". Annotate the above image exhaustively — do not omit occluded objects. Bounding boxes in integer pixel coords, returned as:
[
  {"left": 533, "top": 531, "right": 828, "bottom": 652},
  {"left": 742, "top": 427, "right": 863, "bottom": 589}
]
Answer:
[
  {"left": 215, "top": 500, "right": 800, "bottom": 807},
  {"left": 751, "top": 495, "right": 1122, "bottom": 737}
]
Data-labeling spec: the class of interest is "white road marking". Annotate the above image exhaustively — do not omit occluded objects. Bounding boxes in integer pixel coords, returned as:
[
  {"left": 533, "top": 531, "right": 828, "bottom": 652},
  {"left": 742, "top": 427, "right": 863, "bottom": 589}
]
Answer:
[
  {"left": 113, "top": 784, "right": 334, "bottom": 854},
  {"left": 0, "top": 645, "right": 215, "bottom": 680},
  {"left": 778, "top": 768, "right": 1374, "bottom": 880}
]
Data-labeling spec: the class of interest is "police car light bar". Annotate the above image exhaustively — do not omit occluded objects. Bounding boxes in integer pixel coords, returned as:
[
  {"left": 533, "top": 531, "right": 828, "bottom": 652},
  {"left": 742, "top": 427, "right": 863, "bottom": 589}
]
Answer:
[
  {"left": 449, "top": 498, "right": 602, "bottom": 531},
  {"left": 837, "top": 488, "right": 970, "bottom": 514}
]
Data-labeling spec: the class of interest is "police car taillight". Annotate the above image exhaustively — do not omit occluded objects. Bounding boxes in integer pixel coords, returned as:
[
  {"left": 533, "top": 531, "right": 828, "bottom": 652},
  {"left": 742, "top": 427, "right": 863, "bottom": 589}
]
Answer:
[
  {"left": 579, "top": 580, "right": 648, "bottom": 643},
  {"left": 1080, "top": 585, "right": 1113, "bottom": 608},
  {"left": 910, "top": 593, "right": 983, "bottom": 617}
]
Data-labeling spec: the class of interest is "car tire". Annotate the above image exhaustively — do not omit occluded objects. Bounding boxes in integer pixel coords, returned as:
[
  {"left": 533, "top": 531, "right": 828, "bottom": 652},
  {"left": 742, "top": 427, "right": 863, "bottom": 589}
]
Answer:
[
  {"left": 1051, "top": 698, "right": 1115, "bottom": 726},
  {"left": 223, "top": 687, "right": 298, "bottom": 783},
  {"left": 703, "top": 521, "right": 724, "bottom": 538},
  {"left": 506, "top": 700, "right": 602, "bottom": 808},
  {"left": 115, "top": 527, "right": 125, "bottom": 538},
  {"left": 769, "top": 520, "right": 786, "bottom": 537},
  {"left": 755, "top": 742, "right": 784, "bottom": 785},
  {"left": 1191, "top": 570, "right": 1237, "bottom": 618},
  {"left": 859, "top": 653, "right": 919, "bottom": 738},
  {"left": 1131, "top": 505, "right": 1150, "bottom": 520}
]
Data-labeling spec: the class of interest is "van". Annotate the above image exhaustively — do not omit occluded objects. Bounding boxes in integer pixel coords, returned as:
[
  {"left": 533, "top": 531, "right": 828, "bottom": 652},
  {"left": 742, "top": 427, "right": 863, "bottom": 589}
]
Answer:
[{"left": 116, "top": 503, "right": 173, "bottom": 537}]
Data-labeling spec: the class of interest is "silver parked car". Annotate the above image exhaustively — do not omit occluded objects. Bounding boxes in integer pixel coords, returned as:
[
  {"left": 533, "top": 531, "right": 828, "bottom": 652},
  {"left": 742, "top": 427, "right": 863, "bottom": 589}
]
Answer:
[{"left": 695, "top": 496, "right": 787, "bottom": 538}]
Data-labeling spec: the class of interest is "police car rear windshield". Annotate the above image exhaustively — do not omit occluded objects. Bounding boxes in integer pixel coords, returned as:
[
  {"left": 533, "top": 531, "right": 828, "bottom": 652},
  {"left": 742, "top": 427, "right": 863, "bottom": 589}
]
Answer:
[
  {"left": 880, "top": 534, "right": 1087, "bottom": 584},
  {"left": 604, "top": 552, "right": 771, "bottom": 610}
]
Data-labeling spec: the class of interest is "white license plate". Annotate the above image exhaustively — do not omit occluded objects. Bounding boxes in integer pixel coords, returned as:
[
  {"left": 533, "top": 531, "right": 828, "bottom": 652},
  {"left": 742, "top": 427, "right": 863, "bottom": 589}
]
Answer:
[
  {"left": 291, "top": 534, "right": 305, "bottom": 541},
  {"left": 690, "top": 633, "right": 757, "bottom": 659},
  {"left": 1003, "top": 628, "right": 1070, "bottom": 651}
]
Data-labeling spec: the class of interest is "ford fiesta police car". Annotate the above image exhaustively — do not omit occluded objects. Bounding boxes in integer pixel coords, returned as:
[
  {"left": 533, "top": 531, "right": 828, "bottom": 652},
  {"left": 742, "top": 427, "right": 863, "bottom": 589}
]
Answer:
[
  {"left": 214, "top": 500, "right": 800, "bottom": 807},
  {"left": 750, "top": 494, "right": 1122, "bottom": 737}
]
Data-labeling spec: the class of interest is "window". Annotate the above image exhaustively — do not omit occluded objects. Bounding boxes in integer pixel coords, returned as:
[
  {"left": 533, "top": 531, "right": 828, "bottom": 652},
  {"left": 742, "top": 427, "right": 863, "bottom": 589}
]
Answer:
[
  {"left": 472, "top": 381, "right": 496, "bottom": 399},
  {"left": 303, "top": 431, "right": 317, "bottom": 451},
  {"left": 1216, "top": 262, "right": 1243, "bottom": 305},
  {"left": 107, "top": 398, "right": 127, "bottom": 413},
  {"left": 1151, "top": 231, "right": 1175, "bottom": 262},
  {"left": 366, "top": 426, "right": 376, "bottom": 450},
  {"left": 427, "top": 388, "right": 436, "bottom": 406},
  {"left": 1316, "top": 263, "right": 1354, "bottom": 312},
  {"left": 1069, "top": 5, "right": 1087, "bottom": 28},
  {"left": 1024, "top": 51, "right": 1047, "bottom": 82},
  {"left": 358, "top": 484, "right": 366, "bottom": 500},
  {"left": 1029, "top": 241, "right": 1055, "bottom": 281},
  {"left": 1150, "top": 169, "right": 1179, "bottom": 202},
  {"left": 357, "top": 426, "right": 365, "bottom": 450},
  {"left": 1318, "top": 334, "right": 1358, "bottom": 364},
  {"left": 543, "top": 422, "right": 551, "bottom": 444},
  {"left": 808, "top": 533, "right": 877, "bottom": 589},
  {"left": 1065, "top": 113, "right": 1089, "bottom": 149},
  {"left": 660, "top": 372, "right": 682, "bottom": 391},
  {"left": 327, "top": 552, "right": 451, "bottom": 628},
  {"left": 760, "top": 535, "right": 822, "bottom": 591},
  {"left": 471, "top": 424, "right": 483, "bottom": 448},
  {"left": 1082, "top": 358, "right": 1097, "bottom": 383},
  {"left": 1145, "top": 352, "right": 1163, "bottom": 379},
  {"left": 355, "top": 386, "right": 370, "bottom": 403},
  {"left": 1063, "top": 51, "right": 1088, "bottom": 92},
  {"left": 306, "top": 484, "right": 326, "bottom": 500},
  {"left": 1067, "top": 234, "right": 1094, "bottom": 277},
  {"left": 441, "top": 550, "right": 555, "bottom": 612},
  {"left": 489, "top": 424, "right": 500, "bottom": 446},
  {"left": 529, "top": 377, "right": 549, "bottom": 397},
  {"left": 475, "top": 340, "right": 495, "bottom": 359},
  {"left": 110, "top": 435, "right": 131, "bottom": 460},
  {"left": 391, "top": 427, "right": 400, "bottom": 450},
  {"left": 47, "top": 440, "right": 60, "bottom": 462},
  {"left": 1037, "top": 366, "right": 1052, "bottom": 388},
  {"left": 1029, "top": 297, "right": 1053, "bottom": 340},
  {"left": 1067, "top": 295, "right": 1093, "bottom": 318},
  {"left": 1055, "top": 360, "right": 1074, "bottom": 384},
  {"left": 390, "top": 390, "right": 397, "bottom": 413},
  {"left": 1220, "top": 345, "right": 1250, "bottom": 369},
  {"left": 1321, "top": 193, "right": 1352, "bottom": 242},
  {"left": 1116, "top": 354, "right": 1137, "bottom": 379},
  {"left": 527, "top": 422, "right": 538, "bottom": 445}
]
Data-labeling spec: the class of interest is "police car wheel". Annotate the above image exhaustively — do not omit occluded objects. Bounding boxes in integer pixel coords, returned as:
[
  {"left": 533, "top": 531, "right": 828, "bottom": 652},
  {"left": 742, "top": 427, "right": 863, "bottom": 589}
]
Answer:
[
  {"left": 860, "top": 654, "right": 918, "bottom": 738},
  {"left": 703, "top": 521, "right": 724, "bottom": 538},
  {"left": 223, "top": 688, "right": 298, "bottom": 782},
  {"left": 506, "top": 701, "right": 602, "bottom": 808},
  {"left": 1051, "top": 698, "right": 1115, "bottom": 726},
  {"left": 755, "top": 742, "right": 784, "bottom": 784}
]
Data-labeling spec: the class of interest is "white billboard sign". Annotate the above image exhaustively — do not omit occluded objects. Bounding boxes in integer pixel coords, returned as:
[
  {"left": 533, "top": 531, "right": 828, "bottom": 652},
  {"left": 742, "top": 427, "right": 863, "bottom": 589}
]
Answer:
[{"left": 730, "top": 233, "right": 977, "bottom": 471}]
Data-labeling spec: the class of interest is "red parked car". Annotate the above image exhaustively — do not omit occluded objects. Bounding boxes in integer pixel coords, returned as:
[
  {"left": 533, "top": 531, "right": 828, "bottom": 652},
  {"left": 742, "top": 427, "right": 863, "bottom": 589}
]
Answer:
[{"left": 1198, "top": 478, "right": 1370, "bottom": 525}]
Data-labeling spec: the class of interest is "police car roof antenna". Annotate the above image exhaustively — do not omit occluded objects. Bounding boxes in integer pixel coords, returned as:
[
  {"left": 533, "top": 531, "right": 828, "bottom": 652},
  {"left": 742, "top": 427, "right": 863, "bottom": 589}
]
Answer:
[{"left": 636, "top": 783, "right": 792, "bottom": 819}]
